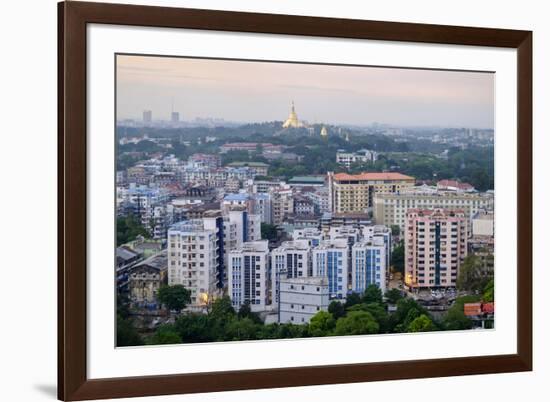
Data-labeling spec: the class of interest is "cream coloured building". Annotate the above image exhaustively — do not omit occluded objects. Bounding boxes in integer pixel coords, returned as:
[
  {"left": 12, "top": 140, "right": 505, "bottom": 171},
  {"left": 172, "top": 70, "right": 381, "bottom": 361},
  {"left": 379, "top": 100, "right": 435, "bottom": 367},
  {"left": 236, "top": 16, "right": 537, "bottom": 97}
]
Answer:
[
  {"left": 373, "top": 191, "right": 493, "bottom": 231},
  {"left": 327, "top": 172, "right": 415, "bottom": 213}
]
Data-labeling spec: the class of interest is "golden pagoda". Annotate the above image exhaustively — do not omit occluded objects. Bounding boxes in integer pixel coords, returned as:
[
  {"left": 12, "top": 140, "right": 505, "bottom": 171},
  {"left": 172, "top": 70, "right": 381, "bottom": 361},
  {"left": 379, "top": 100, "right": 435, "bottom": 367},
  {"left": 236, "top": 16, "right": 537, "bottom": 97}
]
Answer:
[
  {"left": 282, "top": 101, "right": 303, "bottom": 128},
  {"left": 320, "top": 125, "right": 328, "bottom": 138}
]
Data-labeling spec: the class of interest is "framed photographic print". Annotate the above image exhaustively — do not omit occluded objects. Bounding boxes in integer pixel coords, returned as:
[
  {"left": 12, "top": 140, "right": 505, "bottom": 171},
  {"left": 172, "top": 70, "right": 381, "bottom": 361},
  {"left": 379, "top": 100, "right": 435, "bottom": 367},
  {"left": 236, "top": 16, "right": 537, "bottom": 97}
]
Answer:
[{"left": 58, "top": 1, "right": 532, "bottom": 400}]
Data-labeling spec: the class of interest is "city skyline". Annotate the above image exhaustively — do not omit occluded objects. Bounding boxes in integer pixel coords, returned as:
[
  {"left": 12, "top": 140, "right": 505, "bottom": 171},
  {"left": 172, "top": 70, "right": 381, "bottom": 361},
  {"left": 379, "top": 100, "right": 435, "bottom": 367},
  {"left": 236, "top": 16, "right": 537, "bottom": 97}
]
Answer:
[{"left": 116, "top": 55, "right": 495, "bottom": 129}]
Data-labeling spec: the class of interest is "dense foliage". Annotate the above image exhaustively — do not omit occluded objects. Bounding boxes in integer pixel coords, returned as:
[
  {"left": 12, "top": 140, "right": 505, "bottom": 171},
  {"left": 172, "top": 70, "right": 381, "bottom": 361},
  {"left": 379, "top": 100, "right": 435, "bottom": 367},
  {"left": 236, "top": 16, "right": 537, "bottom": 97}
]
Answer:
[
  {"left": 157, "top": 285, "right": 192, "bottom": 313},
  {"left": 116, "top": 123, "right": 494, "bottom": 191},
  {"left": 391, "top": 241, "right": 405, "bottom": 275},
  {"left": 116, "top": 215, "right": 149, "bottom": 246},
  {"left": 456, "top": 254, "right": 494, "bottom": 293}
]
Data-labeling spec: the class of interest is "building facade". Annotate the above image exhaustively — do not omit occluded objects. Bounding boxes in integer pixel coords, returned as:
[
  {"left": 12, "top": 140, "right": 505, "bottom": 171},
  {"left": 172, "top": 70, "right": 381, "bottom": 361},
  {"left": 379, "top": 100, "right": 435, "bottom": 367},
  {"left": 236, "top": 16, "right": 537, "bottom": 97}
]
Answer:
[
  {"left": 279, "top": 277, "right": 329, "bottom": 324},
  {"left": 328, "top": 172, "right": 415, "bottom": 214},
  {"left": 167, "top": 220, "right": 221, "bottom": 306},
  {"left": 336, "top": 149, "right": 378, "bottom": 168},
  {"left": 373, "top": 191, "right": 493, "bottom": 231},
  {"left": 404, "top": 209, "right": 468, "bottom": 289},
  {"left": 351, "top": 239, "right": 387, "bottom": 294},
  {"left": 271, "top": 240, "right": 312, "bottom": 303},
  {"left": 128, "top": 251, "right": 168, "bottom": 308},
  {"left": 312, "top": 240, "right": 349, "bottom": 299},
  {"left": 228, "top": 240, "right": 270, "bottom": 312}
]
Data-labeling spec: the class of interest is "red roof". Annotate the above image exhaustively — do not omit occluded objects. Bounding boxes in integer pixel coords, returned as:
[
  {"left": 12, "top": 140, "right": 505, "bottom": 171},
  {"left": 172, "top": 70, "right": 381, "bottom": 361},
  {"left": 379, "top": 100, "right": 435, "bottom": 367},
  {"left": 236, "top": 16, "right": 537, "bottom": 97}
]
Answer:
[{"left": 333, "top": 172, "right": 415, "bottom": 181}]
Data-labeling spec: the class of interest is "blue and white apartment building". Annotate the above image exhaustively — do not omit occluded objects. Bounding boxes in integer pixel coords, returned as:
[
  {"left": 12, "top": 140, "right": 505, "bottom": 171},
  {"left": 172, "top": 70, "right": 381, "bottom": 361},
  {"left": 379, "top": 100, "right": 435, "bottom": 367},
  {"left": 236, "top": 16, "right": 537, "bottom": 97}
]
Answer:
[
  {"left": 351, "top": 238, "right": 387, "bottom": 294},
  {"left": 312, "top": 240, "right": 349, "bottom": 299}
]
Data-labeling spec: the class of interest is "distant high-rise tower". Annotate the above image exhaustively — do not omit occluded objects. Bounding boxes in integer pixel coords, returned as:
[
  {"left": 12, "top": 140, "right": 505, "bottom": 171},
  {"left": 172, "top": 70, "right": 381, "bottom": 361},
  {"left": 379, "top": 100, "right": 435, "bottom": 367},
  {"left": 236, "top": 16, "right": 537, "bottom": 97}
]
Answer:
[
  {"left": 143, "top": 110, "right": 152, "bottom": 123},
  {"left": 170, "top": 98, "right": 180, "bottom": 124}
]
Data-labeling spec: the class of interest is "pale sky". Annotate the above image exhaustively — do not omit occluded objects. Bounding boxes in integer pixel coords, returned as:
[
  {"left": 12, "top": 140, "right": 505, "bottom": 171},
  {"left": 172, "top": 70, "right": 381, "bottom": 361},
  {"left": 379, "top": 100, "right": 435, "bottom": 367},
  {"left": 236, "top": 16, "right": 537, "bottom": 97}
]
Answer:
[{"left": 116, "top": 54, "right": 494, "bottom": 128}]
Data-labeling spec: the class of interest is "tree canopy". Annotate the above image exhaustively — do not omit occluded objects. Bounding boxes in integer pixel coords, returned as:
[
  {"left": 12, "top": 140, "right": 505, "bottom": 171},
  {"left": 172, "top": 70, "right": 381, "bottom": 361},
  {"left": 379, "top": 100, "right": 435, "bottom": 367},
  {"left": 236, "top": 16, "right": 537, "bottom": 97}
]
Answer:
[
  {"left": 116, "top": 215, "right": 149, "bottom": 246},
  {"left": 157, "top": 285, "right": 192, "bottom": 313},
  {"left": 309, "top": 311, "right": 336, "bottom": 337},
  {"left": 457, "top": 254, "right": 494, "bottom": 293},
  {"left": 334, "top": 311, "right": 379, "bottom": 336}
]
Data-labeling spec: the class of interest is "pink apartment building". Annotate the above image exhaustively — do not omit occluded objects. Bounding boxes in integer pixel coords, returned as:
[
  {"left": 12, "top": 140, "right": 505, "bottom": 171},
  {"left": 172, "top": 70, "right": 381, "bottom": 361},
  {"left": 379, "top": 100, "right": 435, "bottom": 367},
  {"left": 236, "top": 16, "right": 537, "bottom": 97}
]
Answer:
[{"left": 404, "top": 209, "right": 468, "bottom": 289}]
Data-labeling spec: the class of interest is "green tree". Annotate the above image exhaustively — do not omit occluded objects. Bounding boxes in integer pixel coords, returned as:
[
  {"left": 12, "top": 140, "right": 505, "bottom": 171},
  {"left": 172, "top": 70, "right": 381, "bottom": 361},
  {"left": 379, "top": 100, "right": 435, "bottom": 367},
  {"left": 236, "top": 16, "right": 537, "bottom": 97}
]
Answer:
[
  {"left": 278, "top": 323, "right": 308, "bottom": 339},
  {"left": 175, "top": 314, "right": 215, "bottom": 343},
  {"left": 483, "top": 279, "right": 494, "bottom": 302},
  {"left": 390, "top": 297, "right": 430, "bottom": 332},
  {"left": 334, "top": 311, "right": 379, "bottom": 336},
  {"left": 391, "top": 241, "right": 405, "bottom": 275},
  {"left": 390, "top": 225, "right": 400, "bottom": 236},
  {"left": 407, "top": 314, "right": 436, "bottom": 332},
  {"left": 157, "top": 285, "right": 191, "bottom": 313},
  {"left": 148, "top": 324, "right": 182, "bottom": 345},
  {"left": 442, "top": 307, "right": 473, "bottom": 331},
  {"left": 309, "top": 311, "right": 336, "bottom": 337},
  {"left": 442, "top": 295, "right": 480, "bottom": 331},
  {"left": 362, "top": 284, "right": 383, "bottom": 304},
  {"left": 237, "top": 301, "right": 262, "bottom": 324},
  {"left": 328, "top": 300, "right": 346, "bottom": 320},
  {"left": 225, "top": 318, "right": 259, "bottom": 341},
  {"left": 117, "top": 215, "right": 149, "bottom": 246},
  {"left": 384, "top": 288, "right": 404, "bottom": 305},
  {"left": 260, "top": 223, "right": 279, "bottom": 241},
  {"left": 457, "top": 254, "right": 494, "bottom": 293},
  {"left": 362, "top": 302, "right": 391, "bottom": 333},
  {"left": 116, "top": 315, "right": 143, "bottom": 347},
  {"left": 344, "top": 292, "right": 362, "bottom": 309},
  {"left": 117, "top": 293, "right": 131, "bottom": 319},
  {"left": 209, "top": 296, "right": 236, "bottom": 321}
]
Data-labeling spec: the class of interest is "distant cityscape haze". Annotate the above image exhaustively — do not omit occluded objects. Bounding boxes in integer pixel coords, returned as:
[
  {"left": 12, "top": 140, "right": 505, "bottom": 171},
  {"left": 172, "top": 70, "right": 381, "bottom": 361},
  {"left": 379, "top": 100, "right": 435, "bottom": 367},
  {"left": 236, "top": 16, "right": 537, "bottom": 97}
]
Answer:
[{"left": 116, "top": 54, "right": 495, "bottom": 129}]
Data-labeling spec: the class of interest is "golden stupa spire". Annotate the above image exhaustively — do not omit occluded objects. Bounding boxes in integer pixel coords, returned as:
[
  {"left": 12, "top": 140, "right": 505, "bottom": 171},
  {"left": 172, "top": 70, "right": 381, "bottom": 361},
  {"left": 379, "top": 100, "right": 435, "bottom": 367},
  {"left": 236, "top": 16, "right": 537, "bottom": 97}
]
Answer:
[{"left": 282, "top": 100, "right": 303, "bottom": 128}]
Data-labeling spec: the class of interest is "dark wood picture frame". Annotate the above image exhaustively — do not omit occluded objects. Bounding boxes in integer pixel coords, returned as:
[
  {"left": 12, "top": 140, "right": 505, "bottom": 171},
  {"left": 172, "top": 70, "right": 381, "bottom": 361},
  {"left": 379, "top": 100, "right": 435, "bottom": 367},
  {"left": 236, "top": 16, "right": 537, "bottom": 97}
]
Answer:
[{"left": 58, "top": 1, "right": 532, "bottom": 400}]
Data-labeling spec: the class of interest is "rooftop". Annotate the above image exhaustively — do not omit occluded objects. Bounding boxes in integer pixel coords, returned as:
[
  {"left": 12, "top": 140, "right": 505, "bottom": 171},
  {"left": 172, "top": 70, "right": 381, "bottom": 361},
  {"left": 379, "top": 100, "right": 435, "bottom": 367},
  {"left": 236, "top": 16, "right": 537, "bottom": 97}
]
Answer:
[
  {"left": 227, "top": 161, "right": 269, "bottom": 168},
  {"left": 223, "top": 193, "right": 250, "bottom": 202},
  {"left": 280, "top": 276, "right": 329, "bottom": 286},
  {"left": 288, "top": 176, "right": 326, "bottom": 184},
  {"left": 133, "top": 250, "right": 168, "bottom": 271},
  {"left": 333, "top": 172, "right": 415, "bottom": 181},
  {"left": 406, "top": 208, "right": 466, "bottom": 217}
]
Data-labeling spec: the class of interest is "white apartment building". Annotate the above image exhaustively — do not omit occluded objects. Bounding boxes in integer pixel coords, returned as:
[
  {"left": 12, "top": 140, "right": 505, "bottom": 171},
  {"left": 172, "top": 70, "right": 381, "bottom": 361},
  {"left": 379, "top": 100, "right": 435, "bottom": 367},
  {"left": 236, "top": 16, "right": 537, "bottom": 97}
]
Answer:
[
  {"left": 352, "top": 238, "right": 387, "bottom": 294},
  {"left": 361, "top": 225, "right": 392, "bottom": 271},
  {"left": 312, "top": 240, "right": 349, "bottom": 300},
  {"left": 336, "top": 149, "right": 378, "bottom": 168},
  {"left": 279, "top": 277, "right": 329, "bottom": 324},
  {"left": 228, "top": 240, "right": 270, "bottom": 312},
  {"left": 271, "top": 240, "right": 312, "bottom": 303},
  {"left": 373, "top": 191, "right": 493, "bottom": 231},
  {"left": 327, "top": 226, "right": 362, "bottom": 245},
  {"left": 306, "top": 187, "right": 331, "bottom": 213},
  {"left": 252, "top": 193, "right": 272, "bottom": 224},
  {"left": 292, "top": 227, "right": 323, "bottom": 247},
  {"left": 167, "top": 220, "right": 220, "bottom": 306}
]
